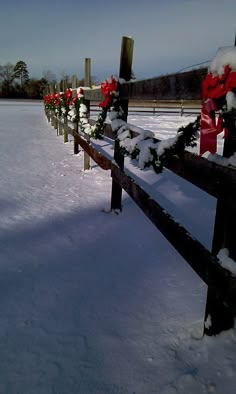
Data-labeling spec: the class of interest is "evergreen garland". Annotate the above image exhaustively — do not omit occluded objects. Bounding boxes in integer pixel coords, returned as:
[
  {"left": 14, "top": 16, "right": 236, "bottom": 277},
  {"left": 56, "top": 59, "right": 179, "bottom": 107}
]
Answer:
[
  {"left": 152, "top": 115, "right": 200, "bottom": 172},
  {"left": 115, "top": 115, "right": 200, "bottom": 173},
  {"left": 44, "top": 81, "right": 200, "bottom": 174},
  {"left": 78, "top": 96, "right": 111, "bottom": 139}
]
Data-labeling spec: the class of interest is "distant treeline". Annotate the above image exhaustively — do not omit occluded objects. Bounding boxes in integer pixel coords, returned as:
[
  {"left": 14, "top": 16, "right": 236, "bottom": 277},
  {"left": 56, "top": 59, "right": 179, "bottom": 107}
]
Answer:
[{"left": 0, "top": 61, "right": 57, "bottom": 99}]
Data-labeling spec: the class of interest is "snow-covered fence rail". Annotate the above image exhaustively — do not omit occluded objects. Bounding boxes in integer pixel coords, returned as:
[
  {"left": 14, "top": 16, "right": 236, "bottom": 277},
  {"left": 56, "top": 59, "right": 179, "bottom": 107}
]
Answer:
[{"left": 45, "top": 36, "right": 236, "bottom": 336}]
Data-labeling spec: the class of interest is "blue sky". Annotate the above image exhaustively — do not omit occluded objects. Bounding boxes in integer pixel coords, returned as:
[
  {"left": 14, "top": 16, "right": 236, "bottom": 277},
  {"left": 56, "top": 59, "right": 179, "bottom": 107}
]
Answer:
[{"left": 1, "top": 0, "right": 236, "bottom": 82}]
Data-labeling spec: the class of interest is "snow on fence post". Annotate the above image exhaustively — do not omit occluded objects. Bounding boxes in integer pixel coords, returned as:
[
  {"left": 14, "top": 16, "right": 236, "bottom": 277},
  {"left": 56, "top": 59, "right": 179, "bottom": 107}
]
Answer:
[
  {"left": 110, "top": 36, "right": 134, "bottom": 211},
  {"left": 71, "top": 74, "right": 79, "bottom": 154},
  {"left": 83, "top": 58, "right": 91, "bottom": 170},
  {"left": 204, "top": 38, "right": 236, "bottom": 336}
]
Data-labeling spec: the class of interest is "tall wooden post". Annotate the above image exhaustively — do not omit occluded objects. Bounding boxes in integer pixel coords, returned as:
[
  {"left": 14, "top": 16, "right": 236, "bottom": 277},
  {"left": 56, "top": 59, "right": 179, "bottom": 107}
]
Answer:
[
  {"left": 71, "top": 74, "right": 79, "bottom": 154},
  {"left": 63, "top": 78, "right": 68, "bottom": 143},
  {"left": 49, "top": 83, "right": 56, "bottom": 128},
  {"left": 110, "top": 36, "right": 134, "bottom": 211},
  {"left": 54, "top": 83, "right": 59, "bottom": 135},
  {"left": 204, "top": 38, "right": 236, "bottom": 335},
  {"left": 84, "top": 58, "right": 91, "bottom": 170},
  {"left": 55, "top": 83, "right": 62, "bottom": 136}
]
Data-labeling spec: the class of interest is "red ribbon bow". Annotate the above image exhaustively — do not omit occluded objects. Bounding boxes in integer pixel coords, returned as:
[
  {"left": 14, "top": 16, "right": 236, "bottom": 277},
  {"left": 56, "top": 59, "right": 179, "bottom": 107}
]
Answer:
[
  {"left": 200, "top": 65, "right": 236, "bottom": 155},
  {"left": 99, "top": 76, "right": 118, "bottom": 108}
]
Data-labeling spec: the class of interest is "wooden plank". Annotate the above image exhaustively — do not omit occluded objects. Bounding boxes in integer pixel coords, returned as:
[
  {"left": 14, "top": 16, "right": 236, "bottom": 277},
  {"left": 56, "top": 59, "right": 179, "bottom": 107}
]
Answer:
[
  {"left": 83, "top": 87, "right": 103, "bottom": 101},
  {"left": 164, "top": 150, "right": 236, "bottom": 200},
  {"left": 73, "top": 131, "right": 111, "bottom": 170},
  {"left": 119, "top": 69, "right": 205, "bottom": 100},
  {"left": 83, "top": 68, "right": 206, "bottom": 101},
  {"left": 111, "top": 163, "right": 236, "bottom": 315}
]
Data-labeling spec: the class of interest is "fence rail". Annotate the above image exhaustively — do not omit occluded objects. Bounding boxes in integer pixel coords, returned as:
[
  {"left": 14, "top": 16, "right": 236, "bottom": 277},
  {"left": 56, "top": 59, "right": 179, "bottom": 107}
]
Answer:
[
  {"left": 45, "top": 36, "right": 236, "bottom": 336},
  {"left": 83, "top": 69, "right": 205, "bottom": 102}
]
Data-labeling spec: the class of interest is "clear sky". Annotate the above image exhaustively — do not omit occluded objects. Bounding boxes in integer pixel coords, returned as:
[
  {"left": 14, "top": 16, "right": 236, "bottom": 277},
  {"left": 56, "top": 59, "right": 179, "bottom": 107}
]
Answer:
[{"left": 1, "top": 0, "right": 236, "bottom": 83}]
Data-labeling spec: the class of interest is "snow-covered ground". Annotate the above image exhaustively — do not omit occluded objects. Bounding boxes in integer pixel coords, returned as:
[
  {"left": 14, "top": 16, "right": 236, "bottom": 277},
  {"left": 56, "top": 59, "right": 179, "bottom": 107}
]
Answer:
[{"left": 0, "top": 100, "right": 235, "bottom": 394}]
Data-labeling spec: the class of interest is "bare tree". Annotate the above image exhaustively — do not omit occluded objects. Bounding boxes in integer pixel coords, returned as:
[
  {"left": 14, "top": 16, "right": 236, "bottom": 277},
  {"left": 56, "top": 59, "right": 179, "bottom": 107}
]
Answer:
[{"left": 0, "top": 63, "right": 16, "bottom": 86}]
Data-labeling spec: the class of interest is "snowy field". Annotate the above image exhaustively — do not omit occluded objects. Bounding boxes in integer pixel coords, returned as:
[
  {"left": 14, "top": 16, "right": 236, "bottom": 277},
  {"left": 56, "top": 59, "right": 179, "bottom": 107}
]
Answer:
[{"left": 0, "top": 100, "right": 236, "bottom": 394}]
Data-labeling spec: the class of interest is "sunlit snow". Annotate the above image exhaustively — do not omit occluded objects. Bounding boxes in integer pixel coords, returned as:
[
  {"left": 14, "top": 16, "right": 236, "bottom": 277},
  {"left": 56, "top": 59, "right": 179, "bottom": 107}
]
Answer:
[{"left": 0, "top": 100, "right": 236, "bottom": 394}]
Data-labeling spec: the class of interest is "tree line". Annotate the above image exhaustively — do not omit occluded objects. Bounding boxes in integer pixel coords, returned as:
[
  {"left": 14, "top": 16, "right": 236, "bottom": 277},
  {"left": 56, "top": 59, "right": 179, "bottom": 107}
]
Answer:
[
  {"left": 0, "top": 60, "right": 51, "bottom": 99},
  {"left": 0, "top": 60, "right": 99, "bottom": 100}
]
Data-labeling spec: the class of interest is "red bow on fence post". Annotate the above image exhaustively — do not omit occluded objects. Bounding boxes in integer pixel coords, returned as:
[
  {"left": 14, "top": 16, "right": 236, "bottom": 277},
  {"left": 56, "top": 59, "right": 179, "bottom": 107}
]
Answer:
[
  {"left": 200, "top": 65, "right": 236, "bottom": 155},
  {"left": 99, "top": 76, "right": 118, "bottom": 108},
  {"left": 200, "top": 98, "right": 218, "bottom": 156}
]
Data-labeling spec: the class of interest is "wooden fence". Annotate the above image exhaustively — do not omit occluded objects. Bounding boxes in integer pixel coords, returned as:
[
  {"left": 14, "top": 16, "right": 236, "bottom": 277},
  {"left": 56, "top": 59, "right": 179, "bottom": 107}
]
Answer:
[{"left": 45, "top": 36, "right": 236, "bottom": 336}]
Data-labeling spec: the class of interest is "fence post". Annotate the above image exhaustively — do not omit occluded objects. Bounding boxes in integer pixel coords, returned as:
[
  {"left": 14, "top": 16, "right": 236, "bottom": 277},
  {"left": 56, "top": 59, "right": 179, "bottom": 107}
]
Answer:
[
  {"left": 84, "top": 58, "right": 91, "bottom": 170},
  {"left": 180, "top": 99, "right": 184, "bottom": 116},
  {"left": 54, "top": 83, "right": 59, "bottom": 135},
  {"left": 56, "top": 83, "right": 62, "bottom": 136},
  {"left": 71, "top": 74, "right": 79, "bottom": 154},
  {"left": 49, "top": 83, "right": 56, "bottom": 128},
  {"left": 204, "top": 37, "right": 236, "bottom": 335},
  {"left": 204, "top": 113, "right": 236, "bottom": 335},
  {"left": 110, "top": 36, "right": 134, "bottom": 211},
  {"left": 63, "top": 79, "right": 69, "bottom": 143}
]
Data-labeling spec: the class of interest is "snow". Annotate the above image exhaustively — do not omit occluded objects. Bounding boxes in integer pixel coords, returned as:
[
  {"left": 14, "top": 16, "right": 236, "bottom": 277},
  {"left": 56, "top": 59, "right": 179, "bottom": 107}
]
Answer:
[
  {"left": 226, "top": 91, "right": 236, "bottom": 111},
  {"left": 204, "top": 315, "right": 212, "bottom": 330},
  {"left": 205, "top": 150, "right": 236, "bottom": 168},
  {"left": 217, "top": 249, "right": 236, "bottom": 276},
  {"left": 209, "top": 46, "right": 236, "bottom": 76},
  {"left": 1, "top": 100, "right": 236, "bottom": 393}
]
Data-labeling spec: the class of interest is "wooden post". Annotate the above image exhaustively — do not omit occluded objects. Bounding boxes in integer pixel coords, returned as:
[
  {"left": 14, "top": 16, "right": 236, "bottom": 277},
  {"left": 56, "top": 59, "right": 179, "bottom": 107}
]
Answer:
[
  {"left": 63, "top": 79, "right": 68, "bottom": 143},
  {"left": 110, "top": 36, "right": 134, "bottom": 211},
  {"left": 54, "top": 83, "right": 59, "bottom": 135},
  {"left": 204, "top": 37, "right": 236, "bottom": 336},
  {"left": 71, "top": 74, "right": 79, "bottom": 154},
  {"left": 55, "top": 83, "right": 62, "bottom": 136},
  {"left": 84, "top": 58, "right": 91, "bottom": 170},
  {"left": 49, "top": 83, "right": 54, "bottom": 127}
]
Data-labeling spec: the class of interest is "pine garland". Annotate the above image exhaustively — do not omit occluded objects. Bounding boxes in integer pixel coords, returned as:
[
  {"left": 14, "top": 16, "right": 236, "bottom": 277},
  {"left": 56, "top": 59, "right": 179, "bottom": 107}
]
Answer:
[
  {"left": 151, "top": 115, "right": 200, "bottom": 172},
  {"left": 44, "top": 80, "right": 200, "bottom": 174},
  {"left": 112, "top": 103, "right": 200, "bottom": 173}
]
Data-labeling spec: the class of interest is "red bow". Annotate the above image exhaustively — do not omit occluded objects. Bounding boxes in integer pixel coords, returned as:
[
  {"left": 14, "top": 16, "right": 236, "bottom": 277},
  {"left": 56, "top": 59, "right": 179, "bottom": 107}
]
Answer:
[
  {"left": 99, "top": 76, "right": 118, "bottom": 108},
  {"left": 200, "top": 65, "right": 236, "bottom": 155},
  {"left": 65, "top": 88, "right": 72, "bottom": 100}
]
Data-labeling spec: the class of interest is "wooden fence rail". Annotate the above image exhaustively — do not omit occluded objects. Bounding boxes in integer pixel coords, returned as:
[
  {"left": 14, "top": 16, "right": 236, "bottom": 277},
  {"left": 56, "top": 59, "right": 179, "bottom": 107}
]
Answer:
[{"left": 45, "top": 35, "right": 236, "bottom": 336}]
